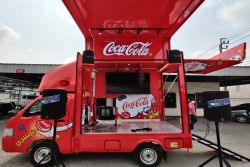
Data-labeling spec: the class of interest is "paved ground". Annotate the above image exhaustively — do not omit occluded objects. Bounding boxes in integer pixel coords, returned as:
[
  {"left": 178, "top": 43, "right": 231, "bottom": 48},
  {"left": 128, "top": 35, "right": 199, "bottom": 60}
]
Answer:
[{"left": 0, "top": 113, "right": 250, "bottom": 167}]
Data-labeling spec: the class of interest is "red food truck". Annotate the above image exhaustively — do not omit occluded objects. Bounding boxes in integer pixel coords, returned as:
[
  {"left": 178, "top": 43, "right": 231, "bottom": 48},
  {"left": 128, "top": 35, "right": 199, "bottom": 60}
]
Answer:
[{"left": 2, "top": 0, "right": 247, "bottom": 166}]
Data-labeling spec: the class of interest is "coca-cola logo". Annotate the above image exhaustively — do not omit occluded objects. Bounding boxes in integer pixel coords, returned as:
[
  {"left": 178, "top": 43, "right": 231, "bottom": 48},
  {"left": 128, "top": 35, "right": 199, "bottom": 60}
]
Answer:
[
  {"left": 184, "top": 61, "right": 208, "bottom": 72},
  {"left": 123, "top": 97, "right": 149, "bottom": 111},
  {"left": 103, "top": 20, "right": 148, "bottom": 34},
  {"left": 104, "top": 20, "right": 147, "bottom": 31},
  {"left": 117, "top": 94, "right": 155, "bottom": 118},
  {"left": 103, "top": 42, "right": 151, "bottom": 56}
]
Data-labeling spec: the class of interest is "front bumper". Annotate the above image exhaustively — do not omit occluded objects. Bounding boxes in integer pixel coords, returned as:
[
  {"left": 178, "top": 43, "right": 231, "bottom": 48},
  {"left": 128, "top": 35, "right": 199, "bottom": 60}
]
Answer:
[{"left": 2, "top": 136, "right": 13, "bottom": 152}]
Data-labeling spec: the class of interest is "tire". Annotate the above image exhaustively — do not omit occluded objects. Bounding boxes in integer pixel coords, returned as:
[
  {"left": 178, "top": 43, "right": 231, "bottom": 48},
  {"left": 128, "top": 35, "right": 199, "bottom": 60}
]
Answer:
[
  {"left": 29, "top": 142, "right": 56, "bottom": 167},
  {"left": 236, "top": 115, "right": 247, "bottom": 123},
  {"left": 134, "top": 143, "right": 163, "bottom": 167}
]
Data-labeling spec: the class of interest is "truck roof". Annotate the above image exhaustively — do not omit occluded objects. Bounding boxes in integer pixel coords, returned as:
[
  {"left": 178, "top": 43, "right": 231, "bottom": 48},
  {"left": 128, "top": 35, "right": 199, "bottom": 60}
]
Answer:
[
  {"left": 63, "top": 0, "right": 204, "bottom": 38},
  {"left": 38, "top": 61, "right": 76, "bottom": 93}
]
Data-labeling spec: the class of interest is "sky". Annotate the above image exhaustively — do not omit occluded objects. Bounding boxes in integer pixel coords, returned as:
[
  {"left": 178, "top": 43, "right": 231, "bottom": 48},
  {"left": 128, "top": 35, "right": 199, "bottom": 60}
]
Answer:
[{"left": 0, "top": 0, "right": 249, "bottom": 65}]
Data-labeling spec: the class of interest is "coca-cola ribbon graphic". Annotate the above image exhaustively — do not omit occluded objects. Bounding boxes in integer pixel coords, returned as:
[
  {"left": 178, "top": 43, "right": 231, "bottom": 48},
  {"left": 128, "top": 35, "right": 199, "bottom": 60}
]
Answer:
[
  {"left": 103, "top": 42, "right": 152, "bottom": 56},
  {"left": 116, "top": 94, "right": 155, "bottom": 118},
  {"left": 35, "top": 120, "right": 72, "bottom": 137}
]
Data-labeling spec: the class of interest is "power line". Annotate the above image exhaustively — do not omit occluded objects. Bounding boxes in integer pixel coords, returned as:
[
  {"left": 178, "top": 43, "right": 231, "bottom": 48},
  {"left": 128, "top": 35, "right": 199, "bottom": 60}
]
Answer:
[
  {"left": 194, "top": 27, "right": 250, "bottom": 58},
  {"left": 229, "top": 34, "right": 250, "bottom": 46},
  {"left": 207, "top": 27, "right": 250, "bottom": 51},
  {"left": 227, "top": 27, "right": 250, "bottom": 41}
]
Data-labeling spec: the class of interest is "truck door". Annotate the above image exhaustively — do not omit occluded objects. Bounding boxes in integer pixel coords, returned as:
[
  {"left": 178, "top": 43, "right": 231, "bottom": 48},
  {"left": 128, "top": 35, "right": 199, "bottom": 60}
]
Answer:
[{"left": 12, "top": 96, "right": 71, "bottom": 152}]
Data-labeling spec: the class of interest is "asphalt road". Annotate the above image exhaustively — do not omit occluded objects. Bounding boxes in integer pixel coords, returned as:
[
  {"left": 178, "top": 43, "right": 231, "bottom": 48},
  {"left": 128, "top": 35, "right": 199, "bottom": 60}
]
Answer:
[{"left": 0, "top": 114, "right": 250, "bottom": 167}]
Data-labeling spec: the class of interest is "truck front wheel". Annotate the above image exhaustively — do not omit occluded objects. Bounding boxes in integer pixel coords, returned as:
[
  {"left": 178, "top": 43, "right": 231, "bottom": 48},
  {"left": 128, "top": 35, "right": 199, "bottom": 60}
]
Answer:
[
  {"left": 30, "top": 142, "right": 55, "bottom": 167},
  {"left": 134, "top": 143, "right": 163, "bottom": 167}
]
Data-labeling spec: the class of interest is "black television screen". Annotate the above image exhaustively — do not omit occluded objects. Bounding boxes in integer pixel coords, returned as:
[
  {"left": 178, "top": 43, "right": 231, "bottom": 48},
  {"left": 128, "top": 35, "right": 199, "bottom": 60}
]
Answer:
[{"left": 106, "top": 72, "right": 150, "bottom": 94}]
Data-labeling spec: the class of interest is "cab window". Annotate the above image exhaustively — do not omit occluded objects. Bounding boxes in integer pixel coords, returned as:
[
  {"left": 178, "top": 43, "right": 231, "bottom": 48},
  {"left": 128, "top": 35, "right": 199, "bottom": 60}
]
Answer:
[{"left": 23, "top": 100, "right": 42, "bottom": 117}]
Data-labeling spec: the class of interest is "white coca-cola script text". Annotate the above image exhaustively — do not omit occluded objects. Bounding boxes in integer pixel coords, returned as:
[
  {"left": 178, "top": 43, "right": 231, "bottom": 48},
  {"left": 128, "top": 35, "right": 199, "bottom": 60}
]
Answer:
[{"left": 103, "top": 42, "right": 151, "bottom": 56}]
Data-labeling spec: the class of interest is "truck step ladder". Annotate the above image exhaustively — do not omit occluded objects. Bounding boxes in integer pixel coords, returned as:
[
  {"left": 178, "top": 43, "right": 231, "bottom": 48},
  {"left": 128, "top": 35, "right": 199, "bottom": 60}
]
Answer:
[{"left": 192, "top": 133, "right": 250, "bottom": 162}]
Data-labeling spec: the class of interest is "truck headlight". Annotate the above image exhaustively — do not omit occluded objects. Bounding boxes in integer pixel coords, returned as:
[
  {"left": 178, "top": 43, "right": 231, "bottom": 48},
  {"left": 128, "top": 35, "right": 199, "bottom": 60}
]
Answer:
[{"left": 3, "top": 128, "right": 13, "bottom": 137}]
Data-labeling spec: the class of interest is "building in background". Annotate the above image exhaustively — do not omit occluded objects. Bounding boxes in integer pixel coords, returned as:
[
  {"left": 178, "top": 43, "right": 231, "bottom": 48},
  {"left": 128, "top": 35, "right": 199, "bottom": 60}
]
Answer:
[
  {"left": 1, "top": 63, "right": 250, "bottom": 115},
  {"left": 226, "top": 85, "right": 250, "bottom": 106}
]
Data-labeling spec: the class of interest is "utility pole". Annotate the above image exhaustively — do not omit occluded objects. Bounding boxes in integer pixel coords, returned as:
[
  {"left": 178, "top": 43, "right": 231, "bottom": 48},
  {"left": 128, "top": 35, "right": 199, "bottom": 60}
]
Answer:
[
  {"left": 219, "top": 38, "right": 229, "bottom": 91},
  {"left": 219, "top": 38, "right": 229, "bottom": 53}
]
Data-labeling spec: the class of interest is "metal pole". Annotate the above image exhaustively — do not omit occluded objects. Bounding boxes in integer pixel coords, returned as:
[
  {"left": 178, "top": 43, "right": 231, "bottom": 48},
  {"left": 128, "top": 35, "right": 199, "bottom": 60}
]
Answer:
[
  {"left": 215, "top": 121, "right": 223, "bottom": 167},
  {"left": 219, "top": 38, "right": 229, "bottom": 53},
  {"left": 53, "top": 119, "right": 58, "bottom": 142},
  {"left": 219, "top": 44, "right": 222, "bottom": 53}
]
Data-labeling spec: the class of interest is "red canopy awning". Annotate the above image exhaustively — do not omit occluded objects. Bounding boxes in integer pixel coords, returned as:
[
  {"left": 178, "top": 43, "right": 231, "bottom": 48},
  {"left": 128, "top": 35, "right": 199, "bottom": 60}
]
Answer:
[{"left": 63, "top": 0, "right": 204, "bottom": 38}]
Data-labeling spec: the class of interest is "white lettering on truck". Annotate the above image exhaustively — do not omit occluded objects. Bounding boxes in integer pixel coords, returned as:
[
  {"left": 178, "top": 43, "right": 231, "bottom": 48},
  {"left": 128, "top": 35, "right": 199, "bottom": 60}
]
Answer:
[{"left": 103, "top": 42, "right": 151, "bottom": 56}]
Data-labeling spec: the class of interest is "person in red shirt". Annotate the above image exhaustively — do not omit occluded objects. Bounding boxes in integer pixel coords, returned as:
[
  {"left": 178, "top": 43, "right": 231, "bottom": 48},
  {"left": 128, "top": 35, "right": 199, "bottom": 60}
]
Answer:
[{"left": 188, "top": 100, "right": 197, "bottom": 130}]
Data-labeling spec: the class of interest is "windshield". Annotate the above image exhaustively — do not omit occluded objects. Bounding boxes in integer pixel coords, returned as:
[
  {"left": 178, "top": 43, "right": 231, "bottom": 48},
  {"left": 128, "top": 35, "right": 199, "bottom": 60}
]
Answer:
[{"left": 23, "top": 100, "right": 42, "bottom": 117}]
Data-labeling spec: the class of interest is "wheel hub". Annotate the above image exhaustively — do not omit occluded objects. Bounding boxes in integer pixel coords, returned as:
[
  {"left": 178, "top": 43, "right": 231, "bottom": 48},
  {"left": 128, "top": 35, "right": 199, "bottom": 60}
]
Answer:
[
  {"left": 140, "top": 148, "right": 157, "bottom": 165},
  {"left": 237, "top": 116, "right": 247, "bottom": 123},
  {"left": 34, "top": 147, "right": 51, "bottom": 164}
]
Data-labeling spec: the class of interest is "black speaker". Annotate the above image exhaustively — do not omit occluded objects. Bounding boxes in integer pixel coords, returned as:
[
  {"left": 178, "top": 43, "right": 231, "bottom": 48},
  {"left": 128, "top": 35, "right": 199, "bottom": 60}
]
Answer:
[
  {"left": 168, "top": 50, "right": 182, "bottom": 63},
  {"left": 203, "top": 91, "right": 231, "bottom": 122},
  {"left": 83, "top": 50, "right": 94, "bottom": 64},
  {"left": 41, "top": 89, "right": 67, "bottom": 119}
]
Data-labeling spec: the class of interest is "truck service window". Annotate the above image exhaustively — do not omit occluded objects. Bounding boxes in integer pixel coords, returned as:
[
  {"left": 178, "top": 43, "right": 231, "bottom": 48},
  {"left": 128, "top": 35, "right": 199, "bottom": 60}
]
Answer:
[{"left": 106, "top": 72, "right": 150, "bottom": 94}]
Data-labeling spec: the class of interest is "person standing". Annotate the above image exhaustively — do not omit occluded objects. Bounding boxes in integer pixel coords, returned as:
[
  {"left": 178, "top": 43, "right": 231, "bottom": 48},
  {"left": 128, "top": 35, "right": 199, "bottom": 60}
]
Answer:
[{"left": 188, "top": 100, "right": 197, "bottom": 130}]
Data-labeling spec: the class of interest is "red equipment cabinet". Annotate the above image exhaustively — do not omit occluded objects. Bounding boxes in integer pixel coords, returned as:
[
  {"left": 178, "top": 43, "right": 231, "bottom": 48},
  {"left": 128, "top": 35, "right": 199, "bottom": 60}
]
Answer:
[{"left": 2, "top": 0, "right": 247, "bottom": 166}]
